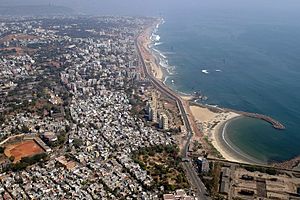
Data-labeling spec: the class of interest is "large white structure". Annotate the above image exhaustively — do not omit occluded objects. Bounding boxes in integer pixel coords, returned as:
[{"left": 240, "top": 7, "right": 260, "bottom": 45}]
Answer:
[
  {"left": 146, "top": 92, "right": 158, "bottom": 123},
  {"left": 159, "top": 113, "right": 169, "bottom": 130}
]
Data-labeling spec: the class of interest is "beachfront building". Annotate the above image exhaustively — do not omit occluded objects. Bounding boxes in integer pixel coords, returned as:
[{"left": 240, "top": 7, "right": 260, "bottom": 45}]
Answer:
[
  {"left": 159, "top": 113, "right": 169, "bottom": 130},
  {"left": 196, "top": 157, "right": 210, "bottom": 173}
]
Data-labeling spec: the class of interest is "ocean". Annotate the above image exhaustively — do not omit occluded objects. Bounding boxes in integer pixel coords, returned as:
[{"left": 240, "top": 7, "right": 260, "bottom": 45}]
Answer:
[{"left": 154, "top": 8, "right": 300, "bottom": 163}]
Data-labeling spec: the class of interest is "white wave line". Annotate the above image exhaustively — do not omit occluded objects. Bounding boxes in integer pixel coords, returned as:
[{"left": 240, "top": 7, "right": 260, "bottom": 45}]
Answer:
[{"left": 221, "top": 120, "right": 254, "bottom": 162}]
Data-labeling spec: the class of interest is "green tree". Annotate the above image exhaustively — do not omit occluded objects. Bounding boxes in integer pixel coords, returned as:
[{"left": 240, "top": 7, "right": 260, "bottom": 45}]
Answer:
[
  {"left": 73, "top": 138, "right": 83, "bottom": 148},
  {"left": 21, "top": 125, "right": 30, "bottom": 133},
  {"left": 0, "top": 146, "right": 5, "bottom": 154}
]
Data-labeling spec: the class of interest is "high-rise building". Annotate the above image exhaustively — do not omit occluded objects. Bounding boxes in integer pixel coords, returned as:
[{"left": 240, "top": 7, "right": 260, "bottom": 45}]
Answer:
[
  {"left": 152, "top": 108, "right": 158, "bottom": 123},
  {"left": 159, "top": 113, "right": 169, "bottom": 130},
  {"left": 146, "top": 92, "right": 158, "bottom": 123}
]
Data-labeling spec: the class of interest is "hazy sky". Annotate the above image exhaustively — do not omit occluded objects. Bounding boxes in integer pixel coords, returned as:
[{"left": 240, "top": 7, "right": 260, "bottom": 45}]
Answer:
[{"left": 1, "top": 0, "right": 300, "bottom": 19}]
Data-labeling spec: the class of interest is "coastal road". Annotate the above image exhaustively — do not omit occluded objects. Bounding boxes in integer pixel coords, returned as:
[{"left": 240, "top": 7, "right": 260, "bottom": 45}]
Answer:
[{"left": 135, "top": 24, "right": 209, "bottom": 200}]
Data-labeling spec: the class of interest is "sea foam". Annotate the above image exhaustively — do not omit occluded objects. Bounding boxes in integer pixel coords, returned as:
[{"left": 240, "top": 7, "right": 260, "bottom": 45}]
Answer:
[{"left": 150, "top": 19, "right": 176, "bottom": 81}]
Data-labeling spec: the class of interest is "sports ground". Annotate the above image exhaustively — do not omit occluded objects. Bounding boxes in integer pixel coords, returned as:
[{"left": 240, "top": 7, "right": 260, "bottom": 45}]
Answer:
[{"left": 4, "top": 140, "right": 45, "bottom": 163}]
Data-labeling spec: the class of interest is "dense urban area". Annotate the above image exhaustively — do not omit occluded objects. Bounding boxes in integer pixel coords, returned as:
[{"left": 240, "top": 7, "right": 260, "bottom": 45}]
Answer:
[
  {"left": 0, "top": 16, "right": 300, "bottom": 200},
  {"left": 0, "top": 16, "right": 180, "bottom": 199}
]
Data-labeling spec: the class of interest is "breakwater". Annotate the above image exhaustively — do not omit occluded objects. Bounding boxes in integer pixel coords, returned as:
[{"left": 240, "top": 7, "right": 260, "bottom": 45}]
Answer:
[
  {"left": 189, "top": 101, "right": 285, "bottom": 130},
  {"left": 225, "top": 109, "right": 285, "bottom": 130}
]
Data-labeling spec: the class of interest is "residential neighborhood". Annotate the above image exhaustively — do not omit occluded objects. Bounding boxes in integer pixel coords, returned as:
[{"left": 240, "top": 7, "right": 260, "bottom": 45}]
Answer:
[{"left": 0, "top": 16, "right": 188, "bottom": 199}]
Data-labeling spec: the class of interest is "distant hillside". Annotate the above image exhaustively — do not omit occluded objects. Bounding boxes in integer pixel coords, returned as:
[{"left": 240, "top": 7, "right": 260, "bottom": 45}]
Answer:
[{"left": 0, "top": 5, "right": 75, "bottom": 16}]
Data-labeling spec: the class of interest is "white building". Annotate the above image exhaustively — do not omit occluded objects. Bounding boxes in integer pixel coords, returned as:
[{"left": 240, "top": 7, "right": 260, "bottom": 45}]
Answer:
[{"left": 159, "top": 113, "right": 168, "bottom": 130}]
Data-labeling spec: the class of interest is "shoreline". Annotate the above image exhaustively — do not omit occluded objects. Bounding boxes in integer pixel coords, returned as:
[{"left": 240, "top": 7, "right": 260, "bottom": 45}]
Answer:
[
  {"left": 139, "top": 19, "right": 164, "bottom": 81},
  {"left": 189, "top": 105, "right": 265, "bottom": 164},
  {"left": 139, "top": 19, "right": 281, "bottom": 166},
  {"left": 214, "top": 116, "right": 267, "bottom": 165}
]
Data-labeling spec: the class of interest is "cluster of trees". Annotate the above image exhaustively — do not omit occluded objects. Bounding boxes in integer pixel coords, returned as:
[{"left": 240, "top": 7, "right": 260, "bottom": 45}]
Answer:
[
  {"left": 48, "top": 132, "right": 67, "bottom": 148},
  {"left": 244, "top": 165, "right": 277, "bottom": 175},
  {"left": 27, "top": 42, "right": 49, "bottom": 49},
  {"left": 0, "top": 146, "right": 5, "bottom": 154},
  {"left": 4, "top": 153, "right": 48, "bottom": 172},
  {"left": 202, "top": 162, "right": 221, "bottom": 197},
  {"left": 0, "top": 114, "right": 5, "bottom": 126},
  {"left": 192, "top": 140, "right": 202, "bottom": 152},
  {"left": 21, "top": 125, "right": 30, "bottom": 133},
  {"left": 72, "top": 138, "right": 83, "bottom": 148},
  {"left": 167, "top": 127, "right": 181, "bottom": 134},
  {"left": 0, "top": 49, "right": 17, "bottom": 56},
  {"left": 7, "top": 101, "right": 26, "bottom": 111},
  {"left": 133, "top": 145, "right": 179, "bottom": 158},
  {"left": 132, "top": 145, "right": 188, "bottom": 192}
]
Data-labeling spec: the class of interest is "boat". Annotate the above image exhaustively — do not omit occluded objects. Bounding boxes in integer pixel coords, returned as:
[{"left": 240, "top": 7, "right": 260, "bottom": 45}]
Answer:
[{"left": 201, "top": 69, "right": 209, "bottom": 74}]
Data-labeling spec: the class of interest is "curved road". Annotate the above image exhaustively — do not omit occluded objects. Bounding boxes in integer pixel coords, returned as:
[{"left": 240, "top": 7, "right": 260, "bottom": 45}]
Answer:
[{"left": 135, "top": 26, "right": 210, "bottom": 200}]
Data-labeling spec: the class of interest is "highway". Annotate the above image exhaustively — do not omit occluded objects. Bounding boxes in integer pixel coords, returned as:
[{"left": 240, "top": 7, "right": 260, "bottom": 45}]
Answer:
[{"left": 135, "top": 25, "right": 210, "bottom": 200}]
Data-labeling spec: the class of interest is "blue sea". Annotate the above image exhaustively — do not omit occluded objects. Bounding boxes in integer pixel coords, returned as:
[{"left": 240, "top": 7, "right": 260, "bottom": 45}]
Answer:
[{"left": 154, "top": 5, "right": 300, "bottom": 163}]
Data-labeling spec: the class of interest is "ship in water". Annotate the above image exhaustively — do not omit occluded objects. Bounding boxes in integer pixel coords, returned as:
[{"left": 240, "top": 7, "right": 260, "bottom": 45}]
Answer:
[{"left": 201, "top": 69, "right": 209, "bottom": 74}]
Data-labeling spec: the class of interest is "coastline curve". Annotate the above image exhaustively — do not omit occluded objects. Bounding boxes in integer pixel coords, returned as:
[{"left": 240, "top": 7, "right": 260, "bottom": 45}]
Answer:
[{"left": 216, "top": 116, "right": 267, "bottom": 165}]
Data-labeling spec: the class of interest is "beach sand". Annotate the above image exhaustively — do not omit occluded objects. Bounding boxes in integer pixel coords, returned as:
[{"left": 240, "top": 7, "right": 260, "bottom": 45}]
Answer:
[
  {"left": 189, "top": 105, "right": 252, "bottom": 163},
  {"left": 180, "top": 95, "right": 194, "bottom": 101},
  {"left": 138, "top": 22, "right": 164, "bottom": 81}
]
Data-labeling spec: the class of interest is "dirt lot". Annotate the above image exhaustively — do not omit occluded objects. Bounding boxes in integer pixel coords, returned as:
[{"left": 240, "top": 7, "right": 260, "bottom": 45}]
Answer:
[{"left": 4, "top": 140, "right": 45, "bottom": 163}]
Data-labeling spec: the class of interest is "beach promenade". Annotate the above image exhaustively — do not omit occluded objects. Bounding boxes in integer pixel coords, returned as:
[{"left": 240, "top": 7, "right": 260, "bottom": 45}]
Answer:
[{"left": 135, "top": 20, "right": 210, "bottom": 199}]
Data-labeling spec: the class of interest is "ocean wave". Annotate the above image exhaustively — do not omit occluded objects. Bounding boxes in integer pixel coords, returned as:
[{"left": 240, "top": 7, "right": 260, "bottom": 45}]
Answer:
[
  {"left": 163, "top": 75, "right": 169, "bottom": 84},
  {"left": 149, "top": 19, "right": 177, "bottom": 80},
  {"left": 154, "top": 42, "right": 163, "bottom": 46},
  {"left": 151, "top": 47, "right": 176, "bottom": 76},
  {"left": 162, "top": 51, "right": 176, "bottom": 55},
  {"left": 152, "top": 47, "right": 167, "bottom": 59},
  {"left": 179, "top": 91, "right": 193, "bottom": 96},
  {"left": 151, "top": 33, "right": 160, "bottom": 42},
  {"left": 166, "top": 65, "right": 175, "bottom": 75},
  {"left": 155, "top": 34, "right": 160, "bottom": 41},
  {"left": 159, "top": 59, "right": 168, "bottom": 68}
]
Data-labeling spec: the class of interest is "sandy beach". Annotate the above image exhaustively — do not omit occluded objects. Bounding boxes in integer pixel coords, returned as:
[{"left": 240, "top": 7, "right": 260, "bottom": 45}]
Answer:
[
  {"left": 138, "top": 21, "right": 164, "bottom": 81},
  {"left": 189, "top": 105, "right": 261, "bottom": 164}
]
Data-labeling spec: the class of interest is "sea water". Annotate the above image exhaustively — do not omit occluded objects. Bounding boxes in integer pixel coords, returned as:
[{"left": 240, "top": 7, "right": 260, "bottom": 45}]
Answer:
[{"left": 154, "top": 7, "right": 300, "bottom": 163}]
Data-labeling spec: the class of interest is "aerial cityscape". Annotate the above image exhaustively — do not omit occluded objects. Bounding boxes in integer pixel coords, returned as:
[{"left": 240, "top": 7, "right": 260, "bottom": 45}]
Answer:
[{"left": 1, "top": 1, "right": 300, "bottom": 200}]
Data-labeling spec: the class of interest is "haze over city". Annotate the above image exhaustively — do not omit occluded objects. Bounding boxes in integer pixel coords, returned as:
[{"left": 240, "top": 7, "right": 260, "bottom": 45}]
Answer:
[{"left": 1, "top": 0, "right": 300, "bottom": 199}]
